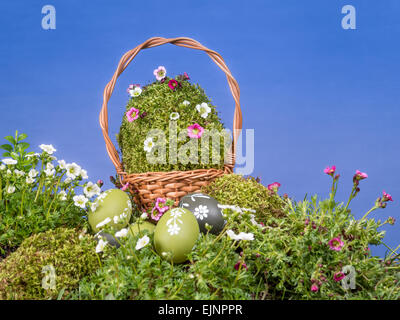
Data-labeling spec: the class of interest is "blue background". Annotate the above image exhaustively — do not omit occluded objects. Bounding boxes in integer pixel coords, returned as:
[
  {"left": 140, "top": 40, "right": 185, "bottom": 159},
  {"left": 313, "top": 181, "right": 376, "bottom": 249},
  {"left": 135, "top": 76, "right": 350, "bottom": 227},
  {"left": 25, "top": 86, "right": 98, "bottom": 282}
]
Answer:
[{"left": 0, "top": 0, "right": 398, "bottom": 257}]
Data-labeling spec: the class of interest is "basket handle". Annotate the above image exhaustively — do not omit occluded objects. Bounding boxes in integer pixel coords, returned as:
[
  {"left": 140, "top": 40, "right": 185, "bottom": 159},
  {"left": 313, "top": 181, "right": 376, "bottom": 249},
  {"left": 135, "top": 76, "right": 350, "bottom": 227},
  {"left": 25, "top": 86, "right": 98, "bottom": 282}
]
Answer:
[{"left": 99, "top": 36, "right": 243, "bottom": 175}]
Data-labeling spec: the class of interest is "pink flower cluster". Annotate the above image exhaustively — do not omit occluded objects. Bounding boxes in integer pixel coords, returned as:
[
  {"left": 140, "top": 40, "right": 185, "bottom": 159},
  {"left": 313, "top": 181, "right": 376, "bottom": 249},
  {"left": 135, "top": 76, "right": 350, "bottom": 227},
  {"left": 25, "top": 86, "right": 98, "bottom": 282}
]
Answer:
[{"left": 151, "top": 197, "right": 170, "bottom": 221}]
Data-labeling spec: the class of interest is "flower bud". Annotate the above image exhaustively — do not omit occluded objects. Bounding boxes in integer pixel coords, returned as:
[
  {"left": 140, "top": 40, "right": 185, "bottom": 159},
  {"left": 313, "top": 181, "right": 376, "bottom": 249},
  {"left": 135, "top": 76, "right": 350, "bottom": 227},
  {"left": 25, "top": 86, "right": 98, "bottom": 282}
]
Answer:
[{"left": 97, "top": 179, "right": 104, "bottom": 188}]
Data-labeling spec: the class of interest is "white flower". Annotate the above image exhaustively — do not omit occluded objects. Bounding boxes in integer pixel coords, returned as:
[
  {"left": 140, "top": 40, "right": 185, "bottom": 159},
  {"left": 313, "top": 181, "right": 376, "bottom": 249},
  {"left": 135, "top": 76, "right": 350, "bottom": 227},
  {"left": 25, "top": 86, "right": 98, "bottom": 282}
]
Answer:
[
  {"left": 0, "top": 164, "right": 5, "bottom": 170},
  {"left": 7, "top": 185, "right": 16, "bottom": 194},
  {"left": 128, "top": 86, "right": 142, "bottom": 97},
  {"left": 135, "top": 235, "right": 150, "bottom": 250},
  {"left": 194, "top": 205, "right": 209, "bottom": 220},
  {"left": 6, "top": 169, "right": 12, "bottom": 176},
  {"left": 226, "top": 229, "right": 254, "bottom": 241},
  {"left": 95, "top": 239, "right": 108, "bottom": 253},
  {"left": 115, "top": 228, "right": 128, "bottom": 238},
  {"left": 26, "top": 153, "right": 40, "bottom": 159},
  {"left": 14, "top": 169, "right": 25, "bottom": 177},
  {"left": 39, "top": 144, "right": 56, "bottom": 155},
  {"left": 140, "top": 212, "right": 148, "bottom": 219},
  {"left": 170, "top": 112, "right": 180, "bottom": 121},
  {"left": 113, "top": 215, "right": 120, "bottom": 224},
  {"left": 196, "top": 102, "right": 211, "bottom": 118},
  {"left": 182, "top": 100, "right": 190, "bottom": 106},
  {"left": 58, "top": 190, "right": 67, "bottom": 201},
  {"left": 80, "top": 169, "right": 88, "bottom": 180},
  {"left": 167, "top": 224, "right": 181, "bottom": 236},
  {"left": 28, "top": 169, "right": 38, "bottom": 178},
  {"left": 96, "top": 217, "right": 111, "bottom": 229},
  {"left": 66, "top": 162, "right": 81, "bottom": 179},
  {"left": 46, "top": 163, "right": 54, "bottom": 170},
  {"left": 2, "top": 158, "right": 17, "bottom": 165},
  {"left": 26, "top": 176, "right": 35, "bottom": 184},
  {"left": 44, "top": 167, "right": 55, "bottom": 177},
  {"left": 144, "top": 137, "right": 154, "bottom": 152},
  {"left": 58, "top": 160, "right": 67, "bottom": 170},
  {"left": 84, "top": 182, "right": 101, "bottom": 198},
  {"left": 64, "top": 177, "right": 72, "bottom": 184},
  {"left": 90, "top": 201, "right": 98, "bottom": 212},
  {"left": 73, "top": 195, "right": 88, "bottom": 209}
]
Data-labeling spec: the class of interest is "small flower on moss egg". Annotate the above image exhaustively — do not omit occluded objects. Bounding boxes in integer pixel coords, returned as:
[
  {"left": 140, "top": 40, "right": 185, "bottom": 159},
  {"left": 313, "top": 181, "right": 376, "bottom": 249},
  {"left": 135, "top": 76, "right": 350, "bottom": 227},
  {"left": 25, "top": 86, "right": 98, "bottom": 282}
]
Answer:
[
  {"left": 135, "top": 235, "right": 150, "bottom": 250},
  {"left": 328, "top": 237, "right": 344, "bottom": 251},
  {"left": 187, "top": 123, "right": 204, "bottom": 139},
  {"left": 196, "top": 102, "right": 211, "bottom": 118},
  {"left": 333, "top": 272, "right": 345, "bottom": 282},
  {"left": 183, "top": 72, "right": 190, "bottom": 80},
  {"left": 73, "top": 195, "right": 89, "bottom": 209},
  {"left": 144, "top": 137, "right": 155, "bottom": 152},
  {"left": 310, "top": 284, "right": 319, "bottom": 292},
  {"left": 126, "top": 107, "right": 140, "bottom": 122},
  {"left": 153, "top": 66, "right": 167, "bottom": 81},
  {"left": 127, "top": 85, "right": 142, "bottom": 97},
  {"left": 168, "top": 79, "right": 179, "bottom": 91},
  {"left": 267, "top": 182, "right": 281, "bottom": 193},
  {"left": 170, "top": 112, "right": 180, "bottom": 121}
]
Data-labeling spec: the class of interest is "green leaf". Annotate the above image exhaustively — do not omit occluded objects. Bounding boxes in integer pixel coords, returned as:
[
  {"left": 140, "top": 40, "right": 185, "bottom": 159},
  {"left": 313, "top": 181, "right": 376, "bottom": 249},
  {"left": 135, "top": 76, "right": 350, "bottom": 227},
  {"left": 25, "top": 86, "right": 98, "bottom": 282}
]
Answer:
[
  {"left": 17, "top": 142, "right": 30, "bottom": 152},
  {"left": 0, "top": 144, "right": 12, "bottom": 152},
  {"left": 4, "top": 136, "right": 16, "bottom": 145},
  {"left": 2, "top": 152, "right": 11, "bottom": 157},
  {"left": 18, "top": 133, "right": 28, "bottom": 141}
]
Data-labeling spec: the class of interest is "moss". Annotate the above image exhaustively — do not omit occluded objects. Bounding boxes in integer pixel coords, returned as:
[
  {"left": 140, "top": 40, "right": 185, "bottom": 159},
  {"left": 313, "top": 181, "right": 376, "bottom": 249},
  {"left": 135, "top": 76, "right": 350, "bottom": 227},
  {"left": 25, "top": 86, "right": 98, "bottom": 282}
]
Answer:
[
  {"left": 202, "top": 174, "right": 286, "bottom": 223},
  {"left": 0, "top": 227, "right": 99, "bottom": 300},
  {"left": 117, "top": 75, "right": 229, "bottom": 174}
]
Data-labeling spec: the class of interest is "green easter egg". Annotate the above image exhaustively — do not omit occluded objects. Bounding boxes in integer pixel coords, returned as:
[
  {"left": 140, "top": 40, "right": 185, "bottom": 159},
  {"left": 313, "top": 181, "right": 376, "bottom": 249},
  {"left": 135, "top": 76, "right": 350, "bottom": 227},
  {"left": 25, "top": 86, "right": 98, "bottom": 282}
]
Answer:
[
  {"left": 154, "top": 208, "right": 200, "bottom": 263},
  {"left": 88, "top": 189, "right": 132, "bottom": 233},
  {"left": 128, "top": 221, "right": 156, "bottom": 236}
]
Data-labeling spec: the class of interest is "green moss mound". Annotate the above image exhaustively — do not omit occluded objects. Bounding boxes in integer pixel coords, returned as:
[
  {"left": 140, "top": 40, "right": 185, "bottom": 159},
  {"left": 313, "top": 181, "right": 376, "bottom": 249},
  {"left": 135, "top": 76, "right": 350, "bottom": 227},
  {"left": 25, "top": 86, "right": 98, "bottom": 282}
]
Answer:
[
  {"left": 202, "top": 174, "right": 286, "bottom": 223},
  {"left": 0, "top": 227, "right": 99, "bottom": 300},
  {"left": 118, "top": 75, "right": 229, "bottom": 174}
]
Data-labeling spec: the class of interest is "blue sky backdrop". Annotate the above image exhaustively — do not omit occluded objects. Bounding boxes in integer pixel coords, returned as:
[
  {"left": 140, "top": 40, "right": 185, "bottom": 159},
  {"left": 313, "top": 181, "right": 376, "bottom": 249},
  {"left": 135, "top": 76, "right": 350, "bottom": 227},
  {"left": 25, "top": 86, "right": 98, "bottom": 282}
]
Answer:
[{"left": 0, "top": 0, "right": 399, "bottom": 257}]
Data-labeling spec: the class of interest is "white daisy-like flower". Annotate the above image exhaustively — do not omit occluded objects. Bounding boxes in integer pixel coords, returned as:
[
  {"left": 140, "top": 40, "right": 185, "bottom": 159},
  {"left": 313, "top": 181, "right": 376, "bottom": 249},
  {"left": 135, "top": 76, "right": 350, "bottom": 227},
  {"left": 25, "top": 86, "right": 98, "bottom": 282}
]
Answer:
[
  {"left": 44, "top": 167, "right": 55, "bottom": 177},
  {"left": 182, "top": 100, "right": 190, "bottom": 106},
  {"left": 226, "top": 229, "right": 240, "bottom": 241},
  {"left": 58, "top": 160, "right": 67, "bottom": 170},
  {"left": 7, "top": 185, "right": 16, "bottom": 194},
  {"left": 115, "top": 228, "right": 128, "bottom": 238},
  {"left": 167, "top": 224, "right": 181, "bottom": 236},
  {"left": 128, "top": 86, "right": 142, "bottom": 98},
  {"left": 2, "top": 158, "right": 17, "bottom": 165},
  {"left": 226, "top": 229, "right": 254, "bottom": 241},
  {"left": 26, "top": 153, "right": 40, "bottom": 159},
  {"left": 26, "top": 176, "right": 35, "bottom": 185},
  {"left": 80, "top": 169, "right": 89, "bottom": 180},
  {"left": 144, "top": 137, "right": 154, "bottom": 152},
  {"left": 28, "top": 168, "right": 39, "bottom": 178},
  {"left": 194, "top": 205, "right": 209, "bottom": 220},
  {"left": 66, "top": 162, "right": 81, "bottom": 179},
  {"left": 39, "top": 144, "right": 56, "bottom": 155},
  {"left": 6, "top": 169, "right": 12, "bottom": 176},
  {"left": 46, "top": 163, "right": 54, "bottom": 170},
  {"left": 14, "top": 169, "right": 25, "bottom": 177},
  {"left": 64, "top": 177, "right": 72, "bottom": 184},
  {"left": 58, "top": 190, "right": 67, "bottom": 201},
  {"left": 0, "top": 164, "right": 6, "bottom": 170},
  {"left": 140, "top": 212, "right": 148, "bottom": 220},
  {"left": 135, "top": 235, "right": 150, "bottom": 250},
  {"left": 95, "top": 238, "right": 108, "bottom": 253},
  {"left": 90, "top": 201, "right": 98, "bottom": 212},
  {"left": 96, "top": 217, "right": 111, "bottom": 229},
  {"left": 196, "top": 102, "right": 211, "bottom": 118},
  {"left": 84, "top": 182, "right": 101, "bottom": 198},
  {"left": 113, "top": 215, "right": 120, "bottom": 224},
  {"left": 73, "top": 195, "right": 88, "bottom": 209},
  {"left": 170, "top": 112, "right": 180, "bottom": 121}
]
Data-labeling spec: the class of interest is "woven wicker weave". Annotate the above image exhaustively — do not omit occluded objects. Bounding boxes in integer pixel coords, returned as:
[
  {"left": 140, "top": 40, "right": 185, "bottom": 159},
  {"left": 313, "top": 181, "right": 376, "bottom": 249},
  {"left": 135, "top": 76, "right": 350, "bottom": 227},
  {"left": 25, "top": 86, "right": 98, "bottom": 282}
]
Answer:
[{"left": 99, "top": 36, "right": 243, "bottom": 210}]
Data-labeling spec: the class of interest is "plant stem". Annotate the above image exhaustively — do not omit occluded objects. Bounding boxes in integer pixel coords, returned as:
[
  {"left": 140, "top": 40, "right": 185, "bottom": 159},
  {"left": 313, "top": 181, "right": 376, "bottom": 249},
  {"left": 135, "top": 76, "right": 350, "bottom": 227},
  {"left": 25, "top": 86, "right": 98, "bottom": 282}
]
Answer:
[{"left": 359, "top": 206, "right": 378, "bottom": 221}]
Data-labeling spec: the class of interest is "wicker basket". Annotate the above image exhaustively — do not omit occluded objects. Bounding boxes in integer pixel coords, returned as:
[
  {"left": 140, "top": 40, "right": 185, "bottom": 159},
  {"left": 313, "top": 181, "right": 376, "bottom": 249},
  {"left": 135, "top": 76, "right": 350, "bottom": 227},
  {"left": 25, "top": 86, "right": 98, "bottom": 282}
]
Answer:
[{"left": 99, "top": 36, "right": 243, "bottom": 210}]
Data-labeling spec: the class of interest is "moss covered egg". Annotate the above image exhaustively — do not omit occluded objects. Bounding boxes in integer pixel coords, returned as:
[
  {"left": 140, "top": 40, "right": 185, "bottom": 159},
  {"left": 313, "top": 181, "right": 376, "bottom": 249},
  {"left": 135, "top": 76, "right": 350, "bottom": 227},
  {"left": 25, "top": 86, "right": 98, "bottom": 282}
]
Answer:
[
  {"left": 88, "top": 189, "right": 132, "bottom": 233},
  {"left": 154, "top": 208, "right": 200, "bottom": 263}
]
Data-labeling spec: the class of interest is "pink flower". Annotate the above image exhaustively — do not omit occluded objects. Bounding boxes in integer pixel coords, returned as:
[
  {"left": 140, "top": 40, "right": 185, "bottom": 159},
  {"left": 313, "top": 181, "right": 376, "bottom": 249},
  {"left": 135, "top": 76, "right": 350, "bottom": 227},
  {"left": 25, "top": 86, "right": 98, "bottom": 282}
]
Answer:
[
  {"left": 382, "top": 191, "right": 393, "bottom": 202},
  {"left": 126, "top": 107, "right": 140, "bottom": 122},
  {"left": 183, "top": 72, "right": 190, "bottom": 80},
  {"left": 267, "top": 182, "right": 281, "bottom": 192},
  {"left": 151, "top": 210, "right": 163, "bottom": 221},
  {"left": 168, "top": 79, "right": 179, "bottom": 91},
  {"left": 127, "top": 84, "right": 140, "bottom": 93},
  {"left": 120, "top": 182, "right": 129, "bottom": 191},
  {"left": 187, "top": 123, "right": 204, "bottom": 139},
  {"left": 324, "top": 165, "right": 336, "bottom": 176},
  {"left": 333, "top": 272, "right": 345, "bottom": 282},
  {"left": 234, "top": 261, "right": 248, "bottom": 271},
  {"left": 354, "top": 170, "right": 368, "bottom": 180},
  {"left": 328, "top": 237, "right": 344, "bottom": 251},
  {"left": 151, "top": 198, "right": 169, "bottom": 221},
  {"left": 310, "top": 284, "right": 319, "bottom": 292},
  {"left": 153, "top": 66, "right": 166, "bottom": 81},
  {"left": 97, "top": 180, "right": 104, "bottom": 188},
  {"left": 387, "top": 216, "right": 396, "bottom": 225}
]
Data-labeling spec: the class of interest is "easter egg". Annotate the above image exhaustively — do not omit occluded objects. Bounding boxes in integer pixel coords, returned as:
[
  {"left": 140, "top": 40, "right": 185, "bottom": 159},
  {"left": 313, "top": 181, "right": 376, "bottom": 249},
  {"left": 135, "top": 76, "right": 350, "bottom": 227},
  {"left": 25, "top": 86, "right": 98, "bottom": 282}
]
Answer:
[
  {"left": 128, "top": 221, "right": 156, "bottom": 236},
  {"left": 88, "top": 189, "right": 132, "bottom": 233},
  {"left": 179, "top": 193, "right": 226, "bottom": 235},
  {"left": 154, "top": 208, "right": 199, "bottom": 263}
]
